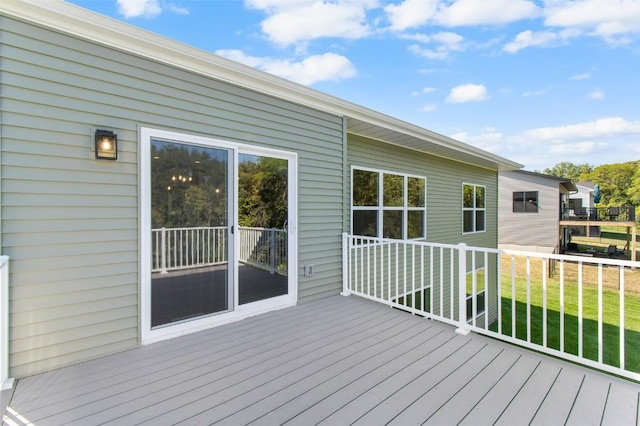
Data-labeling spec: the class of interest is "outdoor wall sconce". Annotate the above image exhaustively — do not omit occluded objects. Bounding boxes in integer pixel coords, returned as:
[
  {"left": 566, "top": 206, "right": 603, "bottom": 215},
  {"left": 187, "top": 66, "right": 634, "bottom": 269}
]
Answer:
[{"left": 95, "top": 129, "right": 117, "bottom": 160}]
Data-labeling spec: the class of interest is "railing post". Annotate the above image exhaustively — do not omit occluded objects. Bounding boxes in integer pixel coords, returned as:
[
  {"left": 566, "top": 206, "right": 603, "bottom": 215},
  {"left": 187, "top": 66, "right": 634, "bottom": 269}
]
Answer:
[
  {"left": 160, "top": 227, "right": 168, "bottom": 274},
  {"left": 270, "top": 228, "right": 276, "bottom": 274},
  {"left": 1, "top": 255, "right": 14, "bottom": 390},
  {"left": 455, "top": 243, "right": 470, "bottom": 335},
  {"left": 341, "top": 233, "right": 350, "bottom": 296}
]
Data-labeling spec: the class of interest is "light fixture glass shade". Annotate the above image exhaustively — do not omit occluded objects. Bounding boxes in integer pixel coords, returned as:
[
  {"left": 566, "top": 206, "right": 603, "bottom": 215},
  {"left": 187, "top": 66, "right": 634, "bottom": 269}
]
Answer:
[{"left": 95, "top": 129, "right": 117, "bottom": 160}]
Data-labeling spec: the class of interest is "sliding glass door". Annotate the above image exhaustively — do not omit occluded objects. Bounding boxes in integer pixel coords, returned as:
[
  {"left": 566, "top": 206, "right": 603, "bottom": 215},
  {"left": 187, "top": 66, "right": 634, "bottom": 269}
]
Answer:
[
  {"left": 142, "top": 128, "right": 296, "bottom": 341},
  {"left": 238, "top": 153, "right": 288, "bottom": 305},
  {"left": 149, "top": 139, "right": 232, "bottom": 327}
]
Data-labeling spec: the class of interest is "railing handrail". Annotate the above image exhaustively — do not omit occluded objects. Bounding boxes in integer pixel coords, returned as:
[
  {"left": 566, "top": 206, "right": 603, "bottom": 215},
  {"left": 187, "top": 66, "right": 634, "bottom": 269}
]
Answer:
[
  {"left": 561, "top": 205, "right": 635, "bottom": 222},
  {"left": 1, "top": 255, "right": 14, "bottom": 390},
  {"left": 342, "top": 233, "right": 640, "bottom": 381},
  {"left": 151, "top": 226, "right": 287, "bottom": 275}
]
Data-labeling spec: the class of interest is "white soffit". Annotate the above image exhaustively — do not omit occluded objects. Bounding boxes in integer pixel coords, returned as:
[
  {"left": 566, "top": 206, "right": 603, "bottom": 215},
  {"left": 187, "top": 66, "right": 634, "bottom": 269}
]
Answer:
[{"left": 1, "top": 0, "right": 522, "bottom": 171}]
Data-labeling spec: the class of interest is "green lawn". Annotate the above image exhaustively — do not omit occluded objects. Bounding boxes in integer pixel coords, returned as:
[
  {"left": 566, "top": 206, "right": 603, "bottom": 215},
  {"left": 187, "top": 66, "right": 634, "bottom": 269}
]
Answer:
[{"left": 494, "top": 274, "right": 640, "bottom": 373}]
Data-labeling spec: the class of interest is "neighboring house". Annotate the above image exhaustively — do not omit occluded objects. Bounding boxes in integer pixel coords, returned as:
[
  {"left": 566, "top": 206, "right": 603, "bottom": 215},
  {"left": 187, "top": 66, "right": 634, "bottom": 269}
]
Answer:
[
  {"left": 498, "top": 170, "right": 576, "bottom": 253},
  {"left": 569, "top": 182, "right": 596, "bottom": 213},
  {"left": 567, "top": 182, "right": 597, "bottom": 237},
  {"left": 0, "top": 0, "right": 521, "bottom": 379}
]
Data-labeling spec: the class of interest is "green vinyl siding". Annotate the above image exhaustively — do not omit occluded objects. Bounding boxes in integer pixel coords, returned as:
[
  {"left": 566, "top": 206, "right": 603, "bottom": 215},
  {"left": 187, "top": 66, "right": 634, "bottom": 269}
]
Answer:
[
  {"left": 347, "top": 135, "right": 500, "bottom": 323},
  {"left": 347, "top": 135, "right": 498, "bottom": 246},
  {"left": 1, "top": 15, "right": 344, "bottom": 377}
]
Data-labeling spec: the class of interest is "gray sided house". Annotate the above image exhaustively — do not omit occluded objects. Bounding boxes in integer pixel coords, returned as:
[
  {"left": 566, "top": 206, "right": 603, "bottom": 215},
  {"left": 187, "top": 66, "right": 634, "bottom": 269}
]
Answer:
[
  {"left": 0, "top": 0, "right": 520, "bottom": 379},
  {"left": 498, "top": 170, "right": 576, "bottom": 253}
]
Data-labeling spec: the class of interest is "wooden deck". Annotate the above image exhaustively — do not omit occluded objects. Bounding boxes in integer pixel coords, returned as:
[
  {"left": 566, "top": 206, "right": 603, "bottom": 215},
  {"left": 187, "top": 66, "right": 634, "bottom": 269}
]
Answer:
[{"left": 3, "top": 295, "right": 639, "bottom": 425}]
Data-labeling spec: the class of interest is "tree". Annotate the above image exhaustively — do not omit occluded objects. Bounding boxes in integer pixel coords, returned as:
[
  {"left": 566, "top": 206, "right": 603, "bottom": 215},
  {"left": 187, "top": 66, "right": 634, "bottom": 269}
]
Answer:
[
  {"left": 542, "top": 162, "right": 593, "bottom": 181},
  {"left": 630, "top": 165, "right": 640, "bottom": 207},
  {"left": 542, "top": 160, "right": 639, "bottom": 209},
  {"left": 586, "top": 161, "right": 637, "bottom": 206},
  {"left": 238, "top": 156, "right": 288, "bottom": 229}
]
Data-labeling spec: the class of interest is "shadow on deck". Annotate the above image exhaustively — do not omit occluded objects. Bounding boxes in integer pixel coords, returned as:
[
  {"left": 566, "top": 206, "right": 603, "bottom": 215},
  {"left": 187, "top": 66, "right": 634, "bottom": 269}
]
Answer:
[{"left": 3, "top": 295, "right": 639, "bottom": 425}]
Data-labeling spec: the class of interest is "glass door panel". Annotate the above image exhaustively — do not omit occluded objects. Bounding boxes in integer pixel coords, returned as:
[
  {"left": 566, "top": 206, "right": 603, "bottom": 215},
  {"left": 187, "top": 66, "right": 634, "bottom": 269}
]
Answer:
[
  {"left": 238, "top": 153, "right": 288, "bottom": 305},
  {"left": 150, "top": 139, "right": 231, "bottom": 327}
]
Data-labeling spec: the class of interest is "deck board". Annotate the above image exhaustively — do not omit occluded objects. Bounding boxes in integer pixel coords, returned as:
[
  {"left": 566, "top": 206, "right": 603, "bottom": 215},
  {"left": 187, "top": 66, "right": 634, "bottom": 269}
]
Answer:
[
  {"left": 4, "top": 295, "right": 640, "bottom": 426},
  {"left": 51, "top": 302, "right": 386, "bottom": 424},
  {"left": 530, "top": 367, "right": 585, "bottom": 425},
  {"left": 565, "top": 375, "right": 611, "bottom": 426},
  {"left": 457, "top": 355, "right": 540, "bottom": 425}
]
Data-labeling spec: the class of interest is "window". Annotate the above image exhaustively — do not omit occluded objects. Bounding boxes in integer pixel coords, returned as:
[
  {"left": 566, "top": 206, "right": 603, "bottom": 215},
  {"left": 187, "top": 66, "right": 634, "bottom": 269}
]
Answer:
[
  {"left": 513, "top": 191, "right": 538, "bottom": 213},
  {"left": 462, "top": 183, "right": 485, "bottom": 233},
  {"left": 352, "top": 167, "right": 426, "bottom": 239}
]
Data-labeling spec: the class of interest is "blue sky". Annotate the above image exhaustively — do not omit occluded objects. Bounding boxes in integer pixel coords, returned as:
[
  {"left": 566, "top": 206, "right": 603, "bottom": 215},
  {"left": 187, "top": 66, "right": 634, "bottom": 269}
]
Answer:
[{"left": 70, "top": 0, "right": 640, "bottom": 171}]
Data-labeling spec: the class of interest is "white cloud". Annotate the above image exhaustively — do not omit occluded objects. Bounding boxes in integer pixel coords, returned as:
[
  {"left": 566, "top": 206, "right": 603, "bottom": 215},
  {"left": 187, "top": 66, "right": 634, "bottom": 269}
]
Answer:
[
  {"left": 570, "top": 72, "right": 591, "bottom": 80},
  {"left": 451, "top": 117, "right": 640, "bottom": 170},
  {"left": 522, "top": 117, "right": 640, "bottom": 141},
  {"left": 385, "top": 0, "right": 439, "bottom": 31},
  {"left": 419, "top": 104, "right": 437, "bottom": 112},
  {"left": 446, "top": 84, "right": 489, "bottom": 103},
  {"left": 588, "top": 90, "right": 605, "bottom": 100},
  {"left": 245, "top": 0, "right": 377, "bottom": 46},
  {"left": 503, "top": 30, "right": 559, "bottom": 53},
  {"left": 405, "top": 31, "right": 465, "bottom": 59},
  {"left": 544, "top": 0, "right": 640, "bottom": 43},
  {"left": 437, "top": 0, "right": 540, "bottom": 26},
  {"left": 117, "top": 0, "right": 161, "bottom": 18},
  {"left": 548, "top": 141, "right": 596, "bottom": 154},
  {"left": 215, "top": 50, "right": 356, "bottom": 85},
  {"left": 385, "top": 0, "right": 539, "bottom": 30},
  {"left": 166, "top": 3, "right": 189, "bottom": 15},
  {"left": 411, "top": 87, "right": 437, "bottom": 96},
  {"left": 451, "top": 127, "right": 505, "bottom": 152},
  {"left": 116, "top": 0, "right": 188, "bottom": 18}
]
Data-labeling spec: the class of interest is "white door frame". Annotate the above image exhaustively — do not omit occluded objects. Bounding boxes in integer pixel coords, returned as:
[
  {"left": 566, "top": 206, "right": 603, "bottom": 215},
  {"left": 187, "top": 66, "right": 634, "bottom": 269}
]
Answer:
[{"left": 140, "top": 127, "right": 298, "bottom": 345}]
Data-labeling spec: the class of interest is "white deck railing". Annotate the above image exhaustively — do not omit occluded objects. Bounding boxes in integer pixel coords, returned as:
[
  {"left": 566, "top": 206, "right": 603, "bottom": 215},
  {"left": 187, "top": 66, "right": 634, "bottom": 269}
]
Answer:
[
  {"left": 238, "top": 227, "right": 287, "bottom": 275},
  {"left": 1, "top": 255, "right": 14, "bottom": 390},
  {"left": 342, "top": 233, "right": 640, "bottom": 381},
  {"left": 152, "top": 226, "right": 287, "bottom": 275}
]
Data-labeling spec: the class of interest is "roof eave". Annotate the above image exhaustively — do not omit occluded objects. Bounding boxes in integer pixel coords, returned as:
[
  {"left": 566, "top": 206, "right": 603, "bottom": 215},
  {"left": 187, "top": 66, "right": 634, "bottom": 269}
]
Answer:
[{"left": 1, "top": 0, "right": 523, "bottom": 172}]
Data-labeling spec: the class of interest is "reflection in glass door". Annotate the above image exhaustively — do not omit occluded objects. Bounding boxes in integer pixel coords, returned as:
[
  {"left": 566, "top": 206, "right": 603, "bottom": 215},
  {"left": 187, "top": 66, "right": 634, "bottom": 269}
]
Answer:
[
  {"left": 150, "top": 139, "right": 231, "bottom": 327},
  {"left": 238, "top": 153, "right": 288, "bottom": 305}
]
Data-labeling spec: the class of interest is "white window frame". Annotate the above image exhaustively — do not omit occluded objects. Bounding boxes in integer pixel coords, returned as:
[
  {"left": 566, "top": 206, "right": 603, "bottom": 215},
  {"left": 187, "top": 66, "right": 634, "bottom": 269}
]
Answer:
[
  {"left": 462, "top": 183, "right": 486, "bottom": 234},
  {"left": 350, "top": 166, "right": 427, "bottom": 240},
  {"left": 140, "top": 127, "right": 298, "bottom": 345}
]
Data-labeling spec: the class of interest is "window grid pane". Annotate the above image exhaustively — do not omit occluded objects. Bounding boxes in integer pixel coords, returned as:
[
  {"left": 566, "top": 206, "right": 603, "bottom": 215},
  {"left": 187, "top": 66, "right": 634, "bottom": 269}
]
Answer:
[
  {"left": 383, "top": 174, "right": 404, "bottom": 207},
  {"left": 463, "top": 184, "right": 474, "bottom": 208},
  {"left": 353, "top": 169, "right": 378, "bottom": 206},
  {"left": 353, "top": 210, "right": 378, "bottom": 237},
  {"left": 408, "top": 210, "right": 425, "bottom": 239},
  {"left": 383, "top": 210, "right": 403, "bottom": 239},
  {"left": 408, "top": 177, "right": 425, "bottom": 207},
  {"left": 475, "top": 186, "right": 485, "bottom": 208}
]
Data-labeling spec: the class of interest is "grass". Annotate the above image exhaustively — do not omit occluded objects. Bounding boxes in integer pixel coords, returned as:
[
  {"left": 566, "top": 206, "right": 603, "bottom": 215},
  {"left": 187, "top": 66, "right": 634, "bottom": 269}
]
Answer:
[
  {"left": 570, "top": 225, "right": 640, "bottom": 259},
  {"left": 391, "top": 250, "right": 640, "bottom": 374},
  {"left": 493, "top": 262, "right": 640, "bottom": 373}
]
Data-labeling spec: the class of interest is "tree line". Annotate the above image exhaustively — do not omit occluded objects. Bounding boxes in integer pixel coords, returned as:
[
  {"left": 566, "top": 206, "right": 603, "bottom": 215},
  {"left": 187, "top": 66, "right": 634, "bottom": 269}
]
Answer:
[{"left": 540, "top": 161, "right": 640, "bottom": 212}]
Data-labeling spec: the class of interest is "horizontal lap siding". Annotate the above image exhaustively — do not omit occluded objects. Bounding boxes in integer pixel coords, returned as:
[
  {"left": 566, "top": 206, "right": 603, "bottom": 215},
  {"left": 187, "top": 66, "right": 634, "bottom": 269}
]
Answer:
[
  {"left": 1, "top": 16, "right": 344, "bottom": 377},
  {"left": 498, "top": 172, "right": 560, "bottom": 251},
  {"left": 347, "top": 135, "right": 498, "bottom": 247},
  {"left": 347, "top": 136, "right": 499, "bottom": 322}
]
